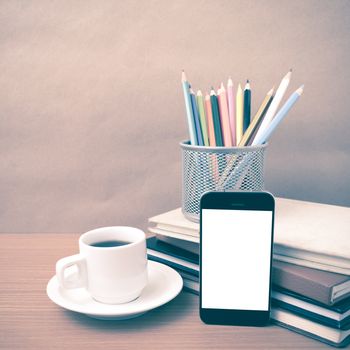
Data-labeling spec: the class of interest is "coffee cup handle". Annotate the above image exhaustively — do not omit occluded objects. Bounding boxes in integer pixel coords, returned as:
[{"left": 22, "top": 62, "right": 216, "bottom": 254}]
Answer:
[{"left": 56, "top": 254, "right": 87, "bottom": 289}]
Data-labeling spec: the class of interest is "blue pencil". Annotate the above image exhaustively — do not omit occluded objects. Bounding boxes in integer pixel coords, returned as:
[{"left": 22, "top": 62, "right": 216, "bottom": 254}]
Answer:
[
  {"left": 190, "top": 88, "right": 204, "bottom": 146},
  {"left": 252, "top": 85, "right": 304, "bottom": 145},
  {"left": 210, "top": 88, "right": 224, "bottom": 147}
]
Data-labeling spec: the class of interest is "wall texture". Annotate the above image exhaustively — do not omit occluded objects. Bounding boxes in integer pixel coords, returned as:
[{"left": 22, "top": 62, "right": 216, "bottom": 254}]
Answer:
[{"left": 1, "top": 0, "right": 350, "bottom": 233}]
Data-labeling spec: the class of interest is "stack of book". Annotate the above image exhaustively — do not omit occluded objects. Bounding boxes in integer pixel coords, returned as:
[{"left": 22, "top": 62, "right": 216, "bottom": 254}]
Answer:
[{"left": 147, "top": 197, "right": 350, "bottom": 348}]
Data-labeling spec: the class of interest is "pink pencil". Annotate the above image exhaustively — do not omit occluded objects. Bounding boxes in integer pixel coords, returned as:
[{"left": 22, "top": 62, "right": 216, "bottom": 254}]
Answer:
[
  {"left": 218, "top": 83, "right": 232, "bottom": 146},
  {"left": 227, "top": 77, "right": 236, "bottom": 146},
  {"left": 205, "top": 93, "right": 216, "bottom": 146}
]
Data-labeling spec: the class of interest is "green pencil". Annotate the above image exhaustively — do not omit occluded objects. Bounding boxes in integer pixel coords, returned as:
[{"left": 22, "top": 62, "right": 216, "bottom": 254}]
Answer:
[
  {"left": 196, "top": 90, "right": 209, "bottom": 146},
  {"left": 243, "top": 79, "right": 251, "bottom": 133},
  {"left": 210, "top": 88, "right": 223, "bottom": 147}
]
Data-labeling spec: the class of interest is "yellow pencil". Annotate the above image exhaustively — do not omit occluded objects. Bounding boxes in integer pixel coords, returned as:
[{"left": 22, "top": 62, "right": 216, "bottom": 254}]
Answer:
[
  {"left": 235, "top": 84, "right": 243, "bottom": 144},
  {"left": 239, "top": 87, "right": 274, "bottom": 146}
]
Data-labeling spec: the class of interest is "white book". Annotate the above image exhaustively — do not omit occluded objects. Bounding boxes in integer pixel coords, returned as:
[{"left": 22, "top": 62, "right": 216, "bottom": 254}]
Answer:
[
  {"left": 273, "top": 198, "right": 350, "bottom": 265},
  {"left": 149, "top": 225, "right": 198, "bottom": 240},
  {"left": 273, "top": 254, "right": 350, "bottom": 275},
  {"left": 149, "top": 226, "right": 199, "bottom": 243},
  {"left": 149, "top": 208, "right": 198, "bottom": 233},
  {"left": 148, "top": 198, "right": 350, "bottom": 274}
]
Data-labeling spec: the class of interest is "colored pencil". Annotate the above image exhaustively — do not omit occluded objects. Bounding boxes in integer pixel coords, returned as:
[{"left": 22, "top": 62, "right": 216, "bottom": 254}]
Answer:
[
  {"left": 181, "top": 71, "right": 197, "bottom": 145},
  {"left": 243, "top": 79, "right": 251, "bottom": 133},
  {"left": 252, "top": 85, "right": 304, "bottom": 145},
  {"left": 190, "top": 88, "right": 204, "bottom": 146},
  {"left": 253, "top": 69, "right": 292, "bottom": 143},
  {"left": 227, "top": 77, "right": 236, "bottom": 146},
  {"left": 218, "top": 83, "right": 232, "bottom": 146},
  {"left": 182, "top": 70, "right": 302, "bottom": 150},
  {"left": 239, "top": 87, "right": 274, "bottom": 146},
  {"left": 205, "top": 93, "right": 216, "bottom": 146},
  {"left": 235, "top": 83, "right": 244, "bottom": 144},
  {"left": 210, "top": 88, "right": 224, "bottom": 147},
  {"left": 196, "top": 90, "right": 209, "bottom": 146}
]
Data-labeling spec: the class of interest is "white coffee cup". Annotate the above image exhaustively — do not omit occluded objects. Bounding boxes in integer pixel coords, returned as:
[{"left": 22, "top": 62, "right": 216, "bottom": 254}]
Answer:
[{"left": 56, "top": 226, "right": 148, "bottom": 304}]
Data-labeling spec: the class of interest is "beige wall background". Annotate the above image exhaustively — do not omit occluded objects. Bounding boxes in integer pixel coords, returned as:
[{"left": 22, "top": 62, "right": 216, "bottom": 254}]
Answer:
[{"left": 1, "top": 0, "right": 350, "bottom": 233}]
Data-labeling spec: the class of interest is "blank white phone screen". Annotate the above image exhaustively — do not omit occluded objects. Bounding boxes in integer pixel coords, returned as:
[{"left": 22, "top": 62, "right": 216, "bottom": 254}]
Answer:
[{"left": 201, "top": 209, "right": 273, "bottom": 311}]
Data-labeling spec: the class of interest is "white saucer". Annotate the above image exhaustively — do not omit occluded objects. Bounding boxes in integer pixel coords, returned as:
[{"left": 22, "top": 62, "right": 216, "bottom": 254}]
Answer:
[{"left": 47, "top": 260, "right": 183, "bottom": 320}]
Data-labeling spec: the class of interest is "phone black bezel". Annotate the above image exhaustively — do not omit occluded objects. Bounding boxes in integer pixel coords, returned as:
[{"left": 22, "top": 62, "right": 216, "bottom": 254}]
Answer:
[{"left": 199, "top": 191, "right": 275, "bottom": 327}]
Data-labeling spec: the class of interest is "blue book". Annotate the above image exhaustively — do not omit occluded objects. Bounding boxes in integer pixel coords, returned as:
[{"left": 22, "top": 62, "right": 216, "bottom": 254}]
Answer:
[
  {"left": 272, "top": 288, "right": 350, "bottom": 330},
  {"left": 146, "top": 237, "right": 199, "bottom": 277},
  {"left": 271, "top": 307, "right": 350, "bottom": 348}
]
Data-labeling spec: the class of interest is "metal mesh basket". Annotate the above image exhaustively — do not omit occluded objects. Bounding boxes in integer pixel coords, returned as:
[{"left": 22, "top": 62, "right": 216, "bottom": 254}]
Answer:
[{"left": 181, "top": 141, "right": 267, "bottom": 222}]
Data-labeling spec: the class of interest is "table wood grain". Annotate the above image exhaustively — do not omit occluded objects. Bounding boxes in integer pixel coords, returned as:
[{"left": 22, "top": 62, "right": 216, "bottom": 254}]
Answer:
[{"left": 0, "top": 233, "right": 336, "bottom": 349}]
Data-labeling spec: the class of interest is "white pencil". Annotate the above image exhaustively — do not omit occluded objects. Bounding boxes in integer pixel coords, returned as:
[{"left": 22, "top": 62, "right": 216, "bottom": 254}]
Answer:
[
  {"left": 252, "top": 69, "right": 292, "bottom": 144},
  {"left": 252, "top": 85, "right": 304, "bottom": 145},
  {"left": 181, "top": 71, "right": 197, "bottom": 145},
  {"left": 227, "top": 78, "right": 236, "bottom": 145}
]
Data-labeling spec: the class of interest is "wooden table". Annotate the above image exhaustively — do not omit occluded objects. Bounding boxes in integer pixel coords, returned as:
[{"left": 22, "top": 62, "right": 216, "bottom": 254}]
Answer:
[{"left": 0, "top": 233, "right": 335, "bottom": 349}]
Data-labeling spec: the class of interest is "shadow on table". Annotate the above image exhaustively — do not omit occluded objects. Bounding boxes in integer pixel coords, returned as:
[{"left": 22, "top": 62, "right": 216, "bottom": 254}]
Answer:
[{"left": 62, "top": 290, "right": 195, "bottom": 332}]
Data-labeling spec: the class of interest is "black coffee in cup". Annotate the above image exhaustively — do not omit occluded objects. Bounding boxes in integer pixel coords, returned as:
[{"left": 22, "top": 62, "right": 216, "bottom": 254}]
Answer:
[{"left": 91, "top": 240, "right": 130, "bottom": 248}]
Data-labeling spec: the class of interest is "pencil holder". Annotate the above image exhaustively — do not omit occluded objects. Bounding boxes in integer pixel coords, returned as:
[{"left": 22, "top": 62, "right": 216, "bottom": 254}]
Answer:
[{"left": 181, "top": 141, "right": 267, "bottom": 222}]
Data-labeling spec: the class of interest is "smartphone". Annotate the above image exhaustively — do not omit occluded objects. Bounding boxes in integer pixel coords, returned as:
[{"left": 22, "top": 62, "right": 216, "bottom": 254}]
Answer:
[{"left": 200, "top": 191, "right": 275, "bottom": 326}]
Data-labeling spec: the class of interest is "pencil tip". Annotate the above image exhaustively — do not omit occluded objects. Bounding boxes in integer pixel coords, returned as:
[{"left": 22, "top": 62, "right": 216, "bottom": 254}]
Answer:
[
  {"left": 284, "top": 69, "right": 292, "bottom": 79},
  {"left": 289, "top": 68, "right": 293, "bottom": 72},
  {"left": 246, "top": 79, "right": 249, "bottom": 83}
]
